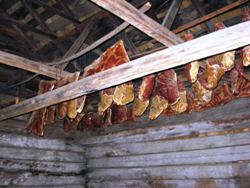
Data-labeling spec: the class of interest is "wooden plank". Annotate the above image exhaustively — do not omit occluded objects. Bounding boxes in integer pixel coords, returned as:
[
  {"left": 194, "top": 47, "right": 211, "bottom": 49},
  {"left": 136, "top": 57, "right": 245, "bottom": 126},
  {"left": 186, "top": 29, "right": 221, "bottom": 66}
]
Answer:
[
  {"left": 162, "top": 0, "right": 183, "bottom": 29},
  {"left": 0, "top": 129, "right": 84, "bottom": 152},
  {"left": 0, "top": 159, "right": 84, "bottom": 173},
  {"left": 0, "top": 146, "right": 84, "bottom": 162},
  {"left": 86, "top": 132, "right": 250, "bottom": 158},
  {"left": 90, "top": 0, "right": 183, "bottom": 46},
  {"left": 87, "top": 161, "right": 250, "bottom": 180},
  {"left": 0, "top": 21, "right": 249, "bottom": 120},
  {"left": 173, "top": 0, "right": 248, "bottom": 33},
  {"left": 0, "top": 50, "right": 69, "bottom": 79},
  {"left": 87, "top": 179, "right": 250, "bottom": 188},
  {"left": 0, "top": 172, "right": 85, "bottom": 186},
  {"left": 88, "top": 144, "right": 250, "bottom": 168}
]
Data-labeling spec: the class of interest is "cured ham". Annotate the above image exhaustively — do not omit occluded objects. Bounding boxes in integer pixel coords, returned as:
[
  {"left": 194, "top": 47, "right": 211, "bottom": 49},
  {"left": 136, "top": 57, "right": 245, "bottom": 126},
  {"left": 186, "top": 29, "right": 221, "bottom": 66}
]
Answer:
[
  {"left": 63, "top": 117, "right": 71, "bottom": 132},
  {"left": 183, "top": 33, "right": 200, "bottom": 84},
  {"left": 133, "top": 75, "right": 155, "bottom": 117},
  {"left": 47, "top": 105, "right": 56, "bottom": 125},
  {"left": 82, "top": 40, "right": 134, "bottom": 115},
  {"left": 148, "top": 70, "right": 178, "bottom": 120},
  {"left": 242, "top": 6, "right": 250, "bottom": 22},
  {"left": 192, "top": 80, "right": 212, "bottom": 104},
  {"left": 157, "top": 70, "right": 180, "bottom": 105},
  {"left": 111, "top": 104, "right": 128, "bottom": 124},
  {"left": 206, "top": 84, "right": 232, "bottom": 108},
  {"left": 27, "top": 80, "right": 55, "bottom": 136},
  {"left": 170, "top": 76, "right": 188, "bottom": 113},
  {"left": 199, "top": 59, "right": 225, "bottom": 90}
]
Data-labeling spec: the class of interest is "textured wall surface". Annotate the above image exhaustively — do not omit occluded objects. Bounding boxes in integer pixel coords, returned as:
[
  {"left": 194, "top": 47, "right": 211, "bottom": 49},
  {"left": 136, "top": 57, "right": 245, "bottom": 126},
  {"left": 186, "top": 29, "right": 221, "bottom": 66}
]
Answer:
[
  {"left": 0, "top": 131, "right": 86, "bottom": 187},
  {"left": 82, "top": 98, "right": 250, "bottom": 188}
]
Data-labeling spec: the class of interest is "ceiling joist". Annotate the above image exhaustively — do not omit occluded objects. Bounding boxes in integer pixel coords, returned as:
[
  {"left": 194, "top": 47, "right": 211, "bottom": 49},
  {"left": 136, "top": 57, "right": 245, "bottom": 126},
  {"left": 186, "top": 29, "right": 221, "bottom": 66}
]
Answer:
[{"left": 0, "top": 21, "right": 249, "bottom": 120}]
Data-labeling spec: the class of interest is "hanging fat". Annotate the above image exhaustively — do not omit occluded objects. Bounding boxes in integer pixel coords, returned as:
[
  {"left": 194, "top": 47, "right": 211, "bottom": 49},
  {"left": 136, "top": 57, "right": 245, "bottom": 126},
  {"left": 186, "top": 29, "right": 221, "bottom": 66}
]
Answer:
[
  {"left": 133, "top": 98, "right": 150, "bottom": 117},
  {"left": 192, "top": 80, "right": 212, "bottom": 104},
  {"left": 214, "top": 22, "right": 235, "bottom": 71},
  {"left": 27, "top": 80, "right": 55, "bottom": 136},
  {"left": 98, "top": 88, "right": 114, "bottom": 116},
  {"left": 183, "top": 33, "right": 200, "bottom": 84},
  {"left": 242, "top": 46, "right": 250, "bottom": 67},
  {"left": 199, "top": 59, "right": 225, "bottom": 90},
  {"left": 133, "top": 75, "right": 155, "bottom": 117},
  {"left": 67, "top": 73, "right": 80, "bottom": 119},
  {"left": 113, "top": 82, "right": 134, "bottom": 105},
  {"left": 170, "top": 76, "right": 188, "bottom": 113},
  {"left": 56, "top": 72, "right": 80, "bottom": 119},
  {"left": 148, "top": 95, "right": 168, "bottom": 120}
]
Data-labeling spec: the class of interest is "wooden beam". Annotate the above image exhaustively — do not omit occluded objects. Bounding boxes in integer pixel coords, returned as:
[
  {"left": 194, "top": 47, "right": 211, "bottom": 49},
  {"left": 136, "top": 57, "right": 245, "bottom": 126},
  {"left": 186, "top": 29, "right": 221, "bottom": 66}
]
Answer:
[
  {"left": 190, "top": 0, "right": 214, "bottom": 32},
  {"left": 173, "top": 0, "right": 248, "bottom": 33},
  {"left": 0, "top": 21, "right": 249, "bottom": 120},
  {"left": 90, "top": 0, "right": 183, "bottom": 46},
  {"left": 0, "top": 50, "right": 69, "bottom": 79},
  {"left": 162, "top": 0, "right": 183, "bottom": 29}
]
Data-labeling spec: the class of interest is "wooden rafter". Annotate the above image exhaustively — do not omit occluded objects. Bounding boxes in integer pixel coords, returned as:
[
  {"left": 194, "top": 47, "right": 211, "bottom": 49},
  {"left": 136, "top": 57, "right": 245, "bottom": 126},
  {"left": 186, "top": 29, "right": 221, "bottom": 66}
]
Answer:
[
  {"left": 55, "top": 3, "right": 151, "bottom": 65},
  {"left": 0, "top": 21, "right": 249, "bottom": 120},
  {"left": 162, "top": 0, "right": 183, "bottom": 29},
  {"left": 0, "top": 50, "right": 69, "bottom": 79},
  {"left": 173, "top": 0, "right": 248, "bottom": 33},
  {"left": 90, "top": 0, "right": 183, "bottom": 47}
]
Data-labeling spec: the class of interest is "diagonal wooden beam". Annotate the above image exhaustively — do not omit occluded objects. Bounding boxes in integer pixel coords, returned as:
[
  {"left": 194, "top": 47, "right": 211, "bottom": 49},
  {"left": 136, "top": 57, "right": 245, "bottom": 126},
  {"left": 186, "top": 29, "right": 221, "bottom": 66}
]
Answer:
[
  {"left": 54, "top": 3, "right": 151, "bottom": 65},
  {"left": 0, "top": 21, "right": 249, "bottom": 120},
  {"left": 190, "top": 0, "right": 214, "bottom": 32},
  {"left": 162, "top": 0, "right": 183, "bottom": 29},
  {"left": 173, "top": 0, "right": 248, "bottom": 33},
  {"left": 0, "top": 50, "right": 69, "bottom": 79},
  {"left": 90, "top": 0, "right": 183, "bottom": 47}
]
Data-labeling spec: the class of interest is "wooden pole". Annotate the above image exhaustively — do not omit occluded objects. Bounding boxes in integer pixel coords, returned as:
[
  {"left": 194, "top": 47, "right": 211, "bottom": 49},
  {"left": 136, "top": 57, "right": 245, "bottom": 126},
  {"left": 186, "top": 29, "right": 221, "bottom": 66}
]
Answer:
[{"left": 0, "top": 21, "right": 249, "bottom": 120}]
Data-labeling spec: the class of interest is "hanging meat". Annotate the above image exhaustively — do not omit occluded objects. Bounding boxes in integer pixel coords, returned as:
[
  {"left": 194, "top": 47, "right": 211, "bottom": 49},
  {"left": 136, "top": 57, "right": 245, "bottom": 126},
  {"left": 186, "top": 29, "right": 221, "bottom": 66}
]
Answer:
[
  {"left": 111, "top": 104, "right": 128, "bottom": 124},
  {"left": 56, "top": 72, "right": 80, "bottom": 119},
  {"left": 149, "top": 70, "right": 179, "bottom": 120},
  {"left": 242, "top": 46, "right": 250, "bottom": 67},
  {"left": 183, "top": 33, "right": 200, "bottom": 84},
  {"left": 170, "top": 76, "right": 188, "bottom": 113},
  {"left": 199, "top": 58, "right": 225, "bottom": 90},
  {"left": 192, "top": 79, "right": 212, "bottom": 104},
  {"left": 206, "top": 84, "right": 232, "bottom": 108},
  {"left": 214, "top": 22, "right": 235, "bottom": 71},
  {"left": 82, "top": 40, "right": 134, "bottom": 116},
  {"left": 133, "top": 75, "right": 155, "bottom": 117},
  {"left": 27, "top": 80, "right": 55, "bottom": 136}
]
